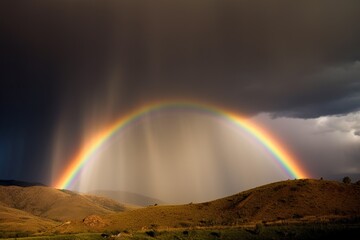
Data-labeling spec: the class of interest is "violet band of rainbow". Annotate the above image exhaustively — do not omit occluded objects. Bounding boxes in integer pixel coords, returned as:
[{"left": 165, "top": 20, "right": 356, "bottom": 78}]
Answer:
[{"left": 54, "top": 100, "right": 309, "bottom": 189}]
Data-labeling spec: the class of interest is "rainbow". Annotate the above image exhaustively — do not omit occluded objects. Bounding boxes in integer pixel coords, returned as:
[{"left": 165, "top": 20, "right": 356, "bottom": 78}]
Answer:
[{"left": 54, "top": 100, "right": 309, "bottom": 189}]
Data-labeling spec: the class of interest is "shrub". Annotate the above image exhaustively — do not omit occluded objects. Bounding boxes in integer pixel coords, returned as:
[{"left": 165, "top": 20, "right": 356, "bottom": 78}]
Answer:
[
  {"left": 145, "top": 230, "right": 157, "bottom": 237},
  {"left": 101, "top": 233, "right": 110, "bottom": 238},
  {"left": 210, "top": 231, "right": 221, "bottom": 238},
  {"left": 343, "top": 176, "right": 351, "bottom": 184}
]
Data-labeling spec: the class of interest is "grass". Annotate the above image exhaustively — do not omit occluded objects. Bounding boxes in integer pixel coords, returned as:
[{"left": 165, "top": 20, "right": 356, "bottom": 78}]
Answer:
[
  {"left": 108, "top": 223, "right": 360, "bottom": 240},
  {"left": 0, "top": 233, "right": 103, "bottom": 240},
  {"left": 3, "top": 223, "right": 360, "bottom": 240}
]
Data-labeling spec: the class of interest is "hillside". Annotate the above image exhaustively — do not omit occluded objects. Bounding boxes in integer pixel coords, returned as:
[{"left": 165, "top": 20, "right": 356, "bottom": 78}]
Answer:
[
  {"left": 0, "top": 203, "right": 56, "bottom": 233},
  {"left": 82, "top": 194, "right": 139, "bottom": 212},
  {"left": 56, "top": 179, "right": 360, "bottom": 233},
  {"left": 0, "top": 185, "right": 134, "bottom": 222},
  {"left": 1, "top": 179, "right": 359, "bottom": 235},
  {"left": 88, "top": 190, "right": 165, "bottom": 207}
]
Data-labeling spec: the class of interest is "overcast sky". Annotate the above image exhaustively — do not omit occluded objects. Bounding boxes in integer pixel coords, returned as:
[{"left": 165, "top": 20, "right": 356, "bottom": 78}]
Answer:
[{"left": 0, "top": 1, "right": 359, "bottom": 202}]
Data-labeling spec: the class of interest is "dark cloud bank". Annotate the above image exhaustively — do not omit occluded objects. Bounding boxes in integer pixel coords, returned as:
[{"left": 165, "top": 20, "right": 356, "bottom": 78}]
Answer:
[{"left": 1, "top": 0, "right": 360, "bottom": 118}]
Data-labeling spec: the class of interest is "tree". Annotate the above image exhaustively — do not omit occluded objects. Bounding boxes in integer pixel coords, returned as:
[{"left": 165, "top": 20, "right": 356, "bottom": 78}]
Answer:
[{"left": 342, "top": 176, "right": 351, "bottom": 184}]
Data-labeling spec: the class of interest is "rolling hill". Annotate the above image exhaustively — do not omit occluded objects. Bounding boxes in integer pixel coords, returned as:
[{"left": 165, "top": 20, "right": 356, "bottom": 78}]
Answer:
[
  {"left": 1, "top": 179, "right": 359, "bottom": 235},
  {"left": 0, "top": 184, "right": 137, "bottom": 233},
  {"left": 56, "top": 179, "right": 360, "bottom": 233},
  {"left": 0, "top": 203, "right": 56, "bottom": 233}
]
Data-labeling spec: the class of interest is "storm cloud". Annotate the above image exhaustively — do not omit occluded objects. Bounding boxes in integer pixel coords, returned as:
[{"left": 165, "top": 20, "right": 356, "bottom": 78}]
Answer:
[
  {"left": 1, "top": 0, "right": 360, "bottom": 118},
  {"left": 1, "top": 0, "right": 360, "bottom": 188},
  {"left": 254, "top": 112, "right": 360, "bottom": 180}
]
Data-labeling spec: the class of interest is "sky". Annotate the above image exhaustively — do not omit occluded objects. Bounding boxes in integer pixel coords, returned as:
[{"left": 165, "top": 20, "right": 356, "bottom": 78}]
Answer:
[{"left": 1, "top": 1, "right": 360, "bottom": 203}]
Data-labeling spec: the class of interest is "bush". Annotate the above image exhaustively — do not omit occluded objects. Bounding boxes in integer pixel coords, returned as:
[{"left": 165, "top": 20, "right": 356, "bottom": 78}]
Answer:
[
  {"left": 343, "top": 176, "right": 351, "bottom": 184},
  {"left": 101, "top": 233, "right": 110, "bottom": 238},
  {"left": 145, "top": 230, "right": 157, "bottom": 237},
  {"left": 210, "top": 231, "right": 221, "bottom": 238}
]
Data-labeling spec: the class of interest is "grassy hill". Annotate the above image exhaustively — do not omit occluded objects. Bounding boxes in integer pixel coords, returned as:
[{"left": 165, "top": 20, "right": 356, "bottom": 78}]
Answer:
[
  {"left": 0, "top": 185, "right": 136, "bottom": 233},
  {"left": 1, "top": 179, "right": 359, "bottom": 237},
  {"left": 82, "top": 194, "right": 139, "bottom": 212},
  {"left": 0, "top": 203, "right": 56, "bottom": 233},
  {"left": 55, "top": 179, "right": 360, "bottom": 233}
]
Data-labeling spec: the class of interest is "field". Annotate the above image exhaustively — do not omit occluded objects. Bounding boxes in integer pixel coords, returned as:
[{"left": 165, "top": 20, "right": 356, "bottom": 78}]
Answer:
[{"left": 2, "top": 222, "right": 360, "bottom": 240}]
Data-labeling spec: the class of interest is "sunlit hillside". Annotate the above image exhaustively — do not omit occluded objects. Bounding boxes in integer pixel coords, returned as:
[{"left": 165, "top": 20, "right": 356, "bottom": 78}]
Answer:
[
  {"left": 0, "top": 185, "right": 135, "bottom": 223},
  {"left": 1, "top": 178, "right": 359, "bottom": 237}
]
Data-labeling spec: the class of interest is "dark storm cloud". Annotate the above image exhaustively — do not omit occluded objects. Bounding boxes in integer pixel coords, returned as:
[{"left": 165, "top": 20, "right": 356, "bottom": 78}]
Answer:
[
  {"left": 1, "top": 0, "right": 360, "bottom": 118},
  {"left": 270, "top": 61, "right": 360, "bottom": 118}
]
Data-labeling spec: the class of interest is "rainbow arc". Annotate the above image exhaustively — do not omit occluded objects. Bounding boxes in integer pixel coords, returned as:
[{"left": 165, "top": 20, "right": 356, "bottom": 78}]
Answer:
[{"left": 54, "top": 100, "right": 309, "bottom": 189}]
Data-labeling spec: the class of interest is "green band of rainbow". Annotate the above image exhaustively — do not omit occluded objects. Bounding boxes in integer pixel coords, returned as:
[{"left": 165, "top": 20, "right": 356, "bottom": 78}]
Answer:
[{"left": 54, "top": 100, "right": 309, "bottom": 189}]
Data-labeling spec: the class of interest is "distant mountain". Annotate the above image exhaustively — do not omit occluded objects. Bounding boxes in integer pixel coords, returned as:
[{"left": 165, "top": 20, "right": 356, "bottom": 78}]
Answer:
[
  {"left": 0, "top": 179, "right": 46, "bottom": 187},
  {"left": 88, "top": 190, "right": 165, "bottom": 207}
]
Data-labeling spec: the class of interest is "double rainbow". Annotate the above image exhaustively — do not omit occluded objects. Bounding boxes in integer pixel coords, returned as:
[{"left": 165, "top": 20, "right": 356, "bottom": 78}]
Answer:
[{"left": 54, "top": 100, "right": 309, "bottom": 189}]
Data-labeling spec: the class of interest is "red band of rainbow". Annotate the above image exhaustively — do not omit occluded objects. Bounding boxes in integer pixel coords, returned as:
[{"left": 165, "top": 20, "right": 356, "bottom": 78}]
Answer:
[{"left": 54, "top": 100, "right": 309, "bottom": 189}]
